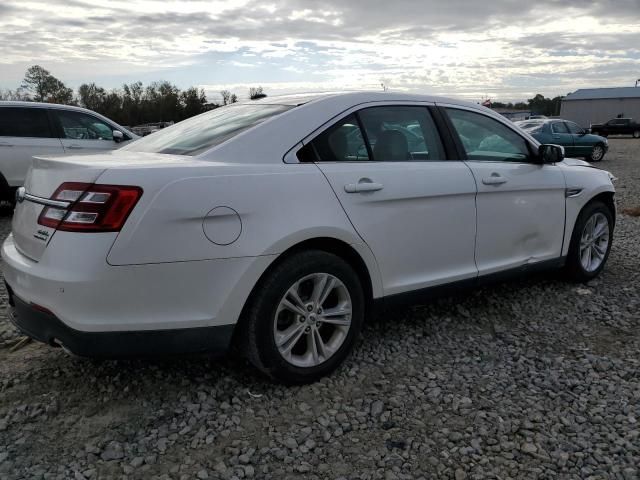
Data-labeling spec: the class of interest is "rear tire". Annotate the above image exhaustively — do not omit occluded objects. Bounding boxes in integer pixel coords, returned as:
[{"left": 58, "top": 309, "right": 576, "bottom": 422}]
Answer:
[
  {"left": 633, "top": 130, "right": 640, "bottom": 139},
  {"left": 565, "top": 201, "right": 613, "bottom": 283},
  {"left": 243, "top": 250, "right": 364, "bottom": 384}
]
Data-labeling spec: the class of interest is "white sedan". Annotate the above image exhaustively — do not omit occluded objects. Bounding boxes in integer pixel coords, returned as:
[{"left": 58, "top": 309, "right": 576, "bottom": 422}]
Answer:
[{"left": 2, "top": 92, "right": 615, "bottom": 383}]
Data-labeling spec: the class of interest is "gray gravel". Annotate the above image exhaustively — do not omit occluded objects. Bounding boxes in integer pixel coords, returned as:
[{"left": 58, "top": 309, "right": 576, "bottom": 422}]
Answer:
[{"left": 1, "top": 139, "right": 639, "bottom": 480}]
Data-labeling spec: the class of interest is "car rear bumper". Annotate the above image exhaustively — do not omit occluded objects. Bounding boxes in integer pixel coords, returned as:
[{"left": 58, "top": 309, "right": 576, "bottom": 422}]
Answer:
[
  {"left": 2, "top": 232, "right": 277, "bottom": 356},
  {"left": 6, "top": 287, "right": 234, "bottom": 357}
]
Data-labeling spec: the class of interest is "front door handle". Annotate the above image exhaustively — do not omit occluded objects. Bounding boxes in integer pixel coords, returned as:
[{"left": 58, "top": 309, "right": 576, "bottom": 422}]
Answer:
[
  {"left": 344, "top": 179, "right": 384, "bottom": 193},
  {"left": 67, "top": 144, "right": 83, "bottom": 150},
  {"left": 482, "top": 174, "right": 507, "bottom": 186}
]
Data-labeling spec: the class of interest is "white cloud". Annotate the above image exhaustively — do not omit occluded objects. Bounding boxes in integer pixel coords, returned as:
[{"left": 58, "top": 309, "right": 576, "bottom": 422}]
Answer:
[{"left": 0, "top": 0, "right": 638, "bottom": 101}]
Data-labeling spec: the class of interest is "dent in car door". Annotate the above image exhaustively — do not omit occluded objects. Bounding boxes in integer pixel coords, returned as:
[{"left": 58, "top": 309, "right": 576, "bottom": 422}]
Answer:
[
  {"left": 304, "top": 106, "right": 478, "bottom": 296},
  {"left": 444, "top": 107, "right": 566, "bottom": 275}
]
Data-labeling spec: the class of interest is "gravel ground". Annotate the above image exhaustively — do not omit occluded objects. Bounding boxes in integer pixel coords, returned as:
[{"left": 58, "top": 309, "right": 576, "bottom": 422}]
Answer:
[{"left": 0, "top": 139, "right": 639, "bottom": 480}]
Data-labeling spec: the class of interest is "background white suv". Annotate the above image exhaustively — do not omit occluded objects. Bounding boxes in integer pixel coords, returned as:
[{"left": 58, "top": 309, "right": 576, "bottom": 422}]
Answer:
[{"left": 0, "top": 102, "right": 137, "bottom": 202}]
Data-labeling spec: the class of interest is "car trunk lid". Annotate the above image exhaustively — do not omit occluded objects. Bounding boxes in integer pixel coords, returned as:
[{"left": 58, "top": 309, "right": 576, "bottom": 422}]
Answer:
[
  {"left": 11, "top": 151, "right": 203, "bottom": 262},
  {"left": 12, "top": 156, "right": 109, "bottom": 261}
]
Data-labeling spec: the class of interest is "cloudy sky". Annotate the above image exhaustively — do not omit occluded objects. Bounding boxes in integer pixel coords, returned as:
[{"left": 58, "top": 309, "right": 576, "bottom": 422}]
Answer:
[{"left": 1, "top": 0, "right": 639, "bottom": 102}]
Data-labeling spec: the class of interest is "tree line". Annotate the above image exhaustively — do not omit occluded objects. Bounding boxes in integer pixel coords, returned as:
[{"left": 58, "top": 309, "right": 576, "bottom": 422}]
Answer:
[
  {"left": 490, "top": 94, "right": 564, "bottom": 117},
  {"left": 0, "top": 65, "right": 268, "bottom": 127}
]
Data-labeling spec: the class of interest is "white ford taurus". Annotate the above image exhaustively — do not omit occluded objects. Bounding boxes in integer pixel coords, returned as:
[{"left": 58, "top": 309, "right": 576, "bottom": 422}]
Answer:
[{"left": 2, "top": 92, "right": 615, "bottom": 383}]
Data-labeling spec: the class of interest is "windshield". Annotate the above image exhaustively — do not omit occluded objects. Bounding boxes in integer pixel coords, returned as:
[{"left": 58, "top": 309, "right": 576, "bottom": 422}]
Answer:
[{"left": 122, "top": 104, "right": 293, "bottom": 156}]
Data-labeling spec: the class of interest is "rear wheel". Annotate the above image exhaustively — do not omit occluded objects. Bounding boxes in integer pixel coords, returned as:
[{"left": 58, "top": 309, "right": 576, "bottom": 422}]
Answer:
[
  {"left": 633, "top": 130, "right": 640, "bottom": 139},
  {"left": 243, "top": 250, "right": 364, "bottom": 384},
  {"left": 588, "top": 144, "right": 605, "bottom": 162},
  {"left": 565, "top": 201, "right": 613, "bottom": 282}
]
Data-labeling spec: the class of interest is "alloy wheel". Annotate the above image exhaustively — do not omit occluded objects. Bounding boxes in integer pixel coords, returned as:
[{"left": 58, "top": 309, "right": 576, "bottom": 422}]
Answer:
[
  {"left": 591, "top": 145, "right": 604, "bottom": 161},
  {"left": 579, "top": 212, "right": 610, "bottom": 272},
  {"left": 273, "top": 273, "right": 352, "bottom": 368}
]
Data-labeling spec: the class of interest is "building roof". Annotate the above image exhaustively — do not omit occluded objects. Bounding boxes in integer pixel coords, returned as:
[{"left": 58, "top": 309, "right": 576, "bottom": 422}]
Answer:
[{"left": 564, "top": 87, "right": 640, "bottom": 101}]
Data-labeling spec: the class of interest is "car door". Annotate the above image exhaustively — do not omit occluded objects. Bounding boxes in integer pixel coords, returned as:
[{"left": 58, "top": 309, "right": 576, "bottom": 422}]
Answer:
[
  {"left": 0, "top": 106, "right": 64, "bottom": 187},
  {"left": 608, "top": 119, "right": 623, "bottom": 135},
  {"left": 443, "top": 106, "right": 566, "bottom": 276},
  {"left": 51, "top": 109, "right": 120, "bottom": 154},
  {"left": 549, "top": 121, "right": 576, "bottom": 156},
  {"left": 300, "top": 104, "right": 478, "bottom": 296},
  {"left": 566, "top": 121, "right": 593, "bottom": 157}
]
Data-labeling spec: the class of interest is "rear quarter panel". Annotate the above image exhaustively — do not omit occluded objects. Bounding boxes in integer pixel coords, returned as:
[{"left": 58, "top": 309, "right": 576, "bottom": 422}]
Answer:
[
  {"left": 99, "top": 162, "right": 381, "bottom": 299},
  {"left": 100, "top": 161, "right": 384, "bottom": 305}
]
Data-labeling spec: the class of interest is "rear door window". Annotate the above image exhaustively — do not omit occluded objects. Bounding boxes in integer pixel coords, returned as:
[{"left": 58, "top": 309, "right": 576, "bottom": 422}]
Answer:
[
  {"left": 298, "top": 105, "right": 445, "bottom": 162},
  {"left": 359, "top": 106, "right": 445, "bottom": 161},
  {"left": 0, "top": 107, "right": 55, "bottom": 138},
  {"left": 298, "top": 114, "right": 369, "bottom": 162}
]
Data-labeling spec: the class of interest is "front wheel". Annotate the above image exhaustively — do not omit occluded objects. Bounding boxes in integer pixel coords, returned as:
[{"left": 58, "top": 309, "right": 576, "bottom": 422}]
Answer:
[
  {"left": 565, "top": 201, "right": 613, "bottom": 282},
  {"left": 243, "top": 250, "right": 364, "bottom": 384},
  {"left": 588, "top": 144, "right": 606, "bottom": 162}
]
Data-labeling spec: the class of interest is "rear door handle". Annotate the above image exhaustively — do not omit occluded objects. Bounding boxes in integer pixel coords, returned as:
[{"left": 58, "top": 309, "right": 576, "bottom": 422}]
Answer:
[
  {"left": 482, "top": 174, "right": 507, "bottom": 185},
  {"left": 344, "top": 179, "right": 384, "bottom": 193}
]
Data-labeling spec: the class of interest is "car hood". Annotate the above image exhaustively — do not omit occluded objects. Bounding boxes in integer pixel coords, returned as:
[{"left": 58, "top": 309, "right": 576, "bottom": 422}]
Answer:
[
  {"left": 584, "top": 134, "right": 607, "bottom": 142},
  {"left": 562, "top": 157, "right": 592, "bottom": 167}
]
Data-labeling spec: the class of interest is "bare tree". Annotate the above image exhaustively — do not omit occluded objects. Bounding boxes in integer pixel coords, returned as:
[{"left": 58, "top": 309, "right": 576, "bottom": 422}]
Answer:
[
  {"left": 221, "top": 90, "right": 239, "bottom": 105},
  {"left": 0, "top": 88, "right": 30, "bottom": 101},
  {"left": 249, "top": 86, "right": 267, "bottom": 100}
]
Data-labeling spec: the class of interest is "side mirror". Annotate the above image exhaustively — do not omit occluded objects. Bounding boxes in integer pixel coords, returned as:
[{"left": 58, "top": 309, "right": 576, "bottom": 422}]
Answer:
[
  {"left": 112, "top": 130, "right": 124, "bottom": 143},
  {"left": 539, "top": 144, "right": 564, "bottom": 164}
]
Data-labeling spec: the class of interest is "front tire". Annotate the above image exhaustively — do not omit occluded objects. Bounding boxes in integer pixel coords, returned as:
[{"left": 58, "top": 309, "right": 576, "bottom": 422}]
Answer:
[
  {"left": 588, "top": 144, "right": 606, "bottom": 162},
  {"left": 243, "top": 250, "right": 364, "bottom": 384},
  {"left": 565, "top": 201, "right": 613, "bottom": 283}
]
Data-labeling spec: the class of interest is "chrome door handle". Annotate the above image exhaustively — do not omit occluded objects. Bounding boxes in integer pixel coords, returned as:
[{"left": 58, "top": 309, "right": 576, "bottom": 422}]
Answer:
[
  {"left": 344, "top": 180, "right": 384, "bottom": 193},
  {"left": 482, "top": 174, "right": 507, "bottom": 185},
  {"left": 67, "top": 144, "right": 83, "bottom": 149}
]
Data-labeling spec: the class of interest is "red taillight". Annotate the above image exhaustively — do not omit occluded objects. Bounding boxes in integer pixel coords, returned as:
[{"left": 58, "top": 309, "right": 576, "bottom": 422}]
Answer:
[{"left": 38, "top": 182, "right": 143, "bottom": 232}]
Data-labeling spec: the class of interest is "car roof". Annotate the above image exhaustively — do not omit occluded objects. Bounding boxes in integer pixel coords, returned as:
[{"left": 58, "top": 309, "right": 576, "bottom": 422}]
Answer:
[
  {"left": 0, "top": 100, "right": 102, "bottom": 113},
  {"left": 203, "top": 90, "right": 543, "bottom": 163},
  {"left": 241, "top": 91, "right": 482, "bottom": 109}
]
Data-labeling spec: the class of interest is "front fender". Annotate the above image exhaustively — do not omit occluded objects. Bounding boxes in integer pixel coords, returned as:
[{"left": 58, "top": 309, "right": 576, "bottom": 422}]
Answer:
[{"left": 560, "top": 163, "right": 615, "bottom": 256}]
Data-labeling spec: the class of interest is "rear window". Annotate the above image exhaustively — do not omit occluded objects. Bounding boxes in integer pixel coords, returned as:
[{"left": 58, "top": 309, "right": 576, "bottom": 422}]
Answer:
[
  {"left": 0, "top": 107, "right": 54, "bottom": 138},
  {"left": 122, "top": 104, "right": 293, "bottom": 156}
]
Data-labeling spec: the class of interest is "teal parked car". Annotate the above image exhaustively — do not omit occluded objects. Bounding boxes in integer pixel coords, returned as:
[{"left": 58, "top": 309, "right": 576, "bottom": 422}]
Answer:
[{"left": 516, "top": 119, "right": 608, "bottom": 162}]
